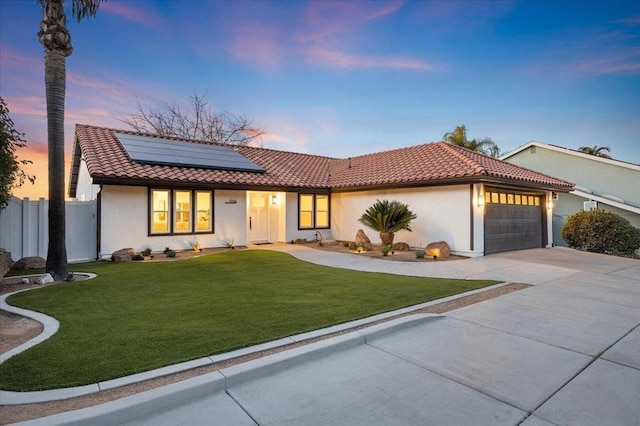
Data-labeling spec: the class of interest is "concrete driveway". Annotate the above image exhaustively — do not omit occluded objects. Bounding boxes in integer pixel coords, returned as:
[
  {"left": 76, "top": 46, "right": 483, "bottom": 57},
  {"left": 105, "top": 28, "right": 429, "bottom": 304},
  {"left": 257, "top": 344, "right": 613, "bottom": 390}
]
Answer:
[{"left": 16, "top": 247, "right": 640, "bottom": 426}]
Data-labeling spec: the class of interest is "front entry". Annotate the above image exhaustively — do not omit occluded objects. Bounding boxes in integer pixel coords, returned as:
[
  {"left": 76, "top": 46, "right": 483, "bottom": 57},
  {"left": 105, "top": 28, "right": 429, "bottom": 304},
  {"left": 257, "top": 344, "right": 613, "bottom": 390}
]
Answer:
[{"left": 248, "top": 193, "right": 269, "bottom": 243}]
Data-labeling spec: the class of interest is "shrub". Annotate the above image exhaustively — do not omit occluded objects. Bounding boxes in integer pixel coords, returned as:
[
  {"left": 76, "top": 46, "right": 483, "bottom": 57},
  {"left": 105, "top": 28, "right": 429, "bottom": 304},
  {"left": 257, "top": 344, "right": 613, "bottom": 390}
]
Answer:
[
  {"left": 349, "top": 242, "right": 358, "bottom": 251},
  {"left": 415, "top": 250, "right": 425, "bottom": 259},
  {"left": 140, "top": 246, "right": 152, "bottom": 257},
  {"left": 358, "top": 199, "right": 417, "bottom": 245},
  {"left": 165, "top": 249, "right": 176, "bottom": 258},
  {"left": 562, "top": 210, "right": 640, "bottom": 254},
  {"left": 381, "top": 244, "right": 391, "bottom": 256}
]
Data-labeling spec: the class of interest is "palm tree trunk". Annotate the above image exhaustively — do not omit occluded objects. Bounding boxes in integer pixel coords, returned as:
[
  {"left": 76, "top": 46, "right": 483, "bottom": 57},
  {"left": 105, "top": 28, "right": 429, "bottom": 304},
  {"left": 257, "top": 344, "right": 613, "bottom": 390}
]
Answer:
[
  {"left": 380, "top": 232, "right": 394, "bottom": 245},
  {"left": 44, "top": 48, "right": 68, "bottom": 281}
]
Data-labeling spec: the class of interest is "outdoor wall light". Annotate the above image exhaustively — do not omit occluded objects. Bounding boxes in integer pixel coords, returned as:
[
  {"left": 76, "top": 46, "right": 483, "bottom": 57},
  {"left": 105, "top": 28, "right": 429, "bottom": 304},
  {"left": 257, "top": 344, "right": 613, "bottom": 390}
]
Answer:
[
  {"left": 271, "top": 195, "right": 278, "bottom": 205},
  {"left": 477, "top": 193, "right": 485, "bottom": 207},
  {"left": 547, "top": 199, "right": 553, "bottom": 209}
]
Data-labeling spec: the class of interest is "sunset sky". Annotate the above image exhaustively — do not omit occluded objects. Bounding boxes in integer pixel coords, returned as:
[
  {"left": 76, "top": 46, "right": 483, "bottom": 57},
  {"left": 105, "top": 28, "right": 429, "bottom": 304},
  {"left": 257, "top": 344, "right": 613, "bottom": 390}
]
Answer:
[{"left": 1, "top": 0, "right": 639, "bottom": 200}]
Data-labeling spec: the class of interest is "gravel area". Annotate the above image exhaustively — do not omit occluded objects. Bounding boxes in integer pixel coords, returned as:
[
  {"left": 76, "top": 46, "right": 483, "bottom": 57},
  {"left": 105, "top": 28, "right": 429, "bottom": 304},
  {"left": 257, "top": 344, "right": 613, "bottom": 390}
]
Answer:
[{"left": 0, "top": 282, "right": 530, "bottom": 425}]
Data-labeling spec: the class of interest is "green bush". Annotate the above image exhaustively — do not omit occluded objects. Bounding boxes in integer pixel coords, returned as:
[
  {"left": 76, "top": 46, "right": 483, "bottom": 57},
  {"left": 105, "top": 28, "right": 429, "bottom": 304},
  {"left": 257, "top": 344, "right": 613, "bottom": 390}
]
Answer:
[{"left": 561, "top": 210, "right": 640, "bottom": 254}]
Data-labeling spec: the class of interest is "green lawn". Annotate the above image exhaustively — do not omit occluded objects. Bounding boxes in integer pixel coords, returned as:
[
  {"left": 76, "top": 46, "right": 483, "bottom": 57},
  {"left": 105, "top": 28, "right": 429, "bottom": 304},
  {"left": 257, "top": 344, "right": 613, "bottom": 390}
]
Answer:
[{"left": 0, "top": 250, "right": 498, "bottom": 391}]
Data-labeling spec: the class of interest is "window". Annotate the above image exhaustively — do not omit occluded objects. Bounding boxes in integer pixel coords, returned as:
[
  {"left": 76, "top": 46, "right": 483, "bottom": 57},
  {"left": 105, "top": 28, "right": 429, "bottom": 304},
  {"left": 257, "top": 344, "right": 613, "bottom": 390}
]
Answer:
[
  {"left": 174, "top": 190, "right": 192, "bottom": 233},
  {"left": 150, "top": 189, "right": 213, "bottom": 235},
  {"left": 298, "top": 193, "right": 330, "bottom": 229},
  {"left": 151, "top": 190, "right": 170, "bottom": 233},
  {"left": 195, "top": 191, "right": 212, "bottom": 232}
]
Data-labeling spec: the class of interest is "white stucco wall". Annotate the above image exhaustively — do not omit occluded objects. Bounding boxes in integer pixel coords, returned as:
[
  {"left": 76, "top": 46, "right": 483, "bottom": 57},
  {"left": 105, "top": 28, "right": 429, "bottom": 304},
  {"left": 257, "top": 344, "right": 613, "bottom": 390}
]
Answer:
[
  {"left": 99, "top": 186, "right": 247, "bottom": 258},
  {"left": 284, "top": 192, "right": 333, "bottom": 242},
  {"left": 331, "top": 185, "right": 481, "bottom": 256},
  {"left": 73, "top": 158, "right": 100, "bottom": 201}
]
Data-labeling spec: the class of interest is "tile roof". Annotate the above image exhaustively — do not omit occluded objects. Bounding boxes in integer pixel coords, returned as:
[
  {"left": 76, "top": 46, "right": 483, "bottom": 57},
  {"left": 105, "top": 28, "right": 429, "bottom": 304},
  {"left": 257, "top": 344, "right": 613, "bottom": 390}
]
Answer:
[{"left": 70, "top": 124, "right": 573, "bottom": 197}]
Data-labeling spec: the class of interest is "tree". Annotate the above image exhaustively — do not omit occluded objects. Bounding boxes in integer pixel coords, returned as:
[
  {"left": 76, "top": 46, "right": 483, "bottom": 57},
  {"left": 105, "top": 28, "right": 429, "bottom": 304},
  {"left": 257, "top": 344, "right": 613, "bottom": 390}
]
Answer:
[
  {"left": 0, "top": 98, "right": 35, "bottom": 211},
  {"left": 120, "top": 92, "right": 264, "bottom": 146},
  {"left": 578, "top": 145, "right": 611, "bottom": 159},
  {"left": 358, "top": 199, "right": 417, "bottom": 246},
  {"left": 38, "top": 0, "right": 103, "bottom": 281},
  {"left": 443, "top": 125, "right": 501, "bottom": 157}
]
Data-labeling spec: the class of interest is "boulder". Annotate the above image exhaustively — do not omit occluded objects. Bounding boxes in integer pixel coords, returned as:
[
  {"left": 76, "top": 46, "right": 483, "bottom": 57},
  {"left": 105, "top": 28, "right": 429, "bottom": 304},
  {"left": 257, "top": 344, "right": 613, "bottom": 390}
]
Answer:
[
  {"left": 425, "top": 241, "right": 450, "bottom": 260},
  {"left": 320, "top": 239, "right": 338, "bottom": 246},
  {"left": 37, "top": 273, "right": 54, "bottom": 285},
  {"left": 11, "top": 256, "right": 46, "bottom": 270},
  {"left": 111, "top": 248, "right": 135, "bottom": 262},
  {"left": 294, "top": 238, "right": 308, "bottom": 245},
  {"left": 392, "top": 242, "right": 410, "bottom": 251},
  {"left": 355, "top": 229, "right": 373, "bottom": 251}
]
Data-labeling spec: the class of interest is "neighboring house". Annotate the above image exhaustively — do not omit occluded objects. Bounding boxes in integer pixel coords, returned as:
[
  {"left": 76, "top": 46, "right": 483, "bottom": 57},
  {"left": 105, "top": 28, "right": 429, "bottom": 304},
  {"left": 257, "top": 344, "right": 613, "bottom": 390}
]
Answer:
[
  {"left": 69, "top": 125, "right": 573, "bottom": 259},
  {"left": 501, "top": 141, "right": 640, "bottom": 246}
]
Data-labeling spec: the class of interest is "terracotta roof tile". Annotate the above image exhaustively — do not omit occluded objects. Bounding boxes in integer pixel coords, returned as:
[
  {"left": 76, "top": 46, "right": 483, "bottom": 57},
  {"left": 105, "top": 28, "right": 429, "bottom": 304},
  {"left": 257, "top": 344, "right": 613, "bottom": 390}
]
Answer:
[{"left": 72, "top": 125, "right": 573, "bottom": 196}]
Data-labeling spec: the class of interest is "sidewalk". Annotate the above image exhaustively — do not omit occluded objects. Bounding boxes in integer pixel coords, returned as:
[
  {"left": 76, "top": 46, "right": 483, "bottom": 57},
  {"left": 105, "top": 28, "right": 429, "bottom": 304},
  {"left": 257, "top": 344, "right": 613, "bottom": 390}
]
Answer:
[{"left": 11, "top": 247, "right": 640, "bottom": 425}]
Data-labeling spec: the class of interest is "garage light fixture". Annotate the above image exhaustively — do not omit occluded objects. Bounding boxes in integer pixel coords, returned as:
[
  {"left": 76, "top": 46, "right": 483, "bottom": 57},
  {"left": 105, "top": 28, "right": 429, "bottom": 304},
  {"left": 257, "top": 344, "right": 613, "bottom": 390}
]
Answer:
[
  {"left": 477, "top": 193, "right": 485, "bottom": 207},
  {"left": 271, "top": 195, "right": 278, "bottom": 205}
]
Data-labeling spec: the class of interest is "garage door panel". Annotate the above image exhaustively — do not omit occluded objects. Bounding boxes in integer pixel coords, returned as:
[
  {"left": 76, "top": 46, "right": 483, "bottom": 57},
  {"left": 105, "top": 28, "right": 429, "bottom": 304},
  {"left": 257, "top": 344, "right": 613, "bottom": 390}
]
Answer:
[{"left": 485, "top": 191, "right": 543, "bottom": 254}]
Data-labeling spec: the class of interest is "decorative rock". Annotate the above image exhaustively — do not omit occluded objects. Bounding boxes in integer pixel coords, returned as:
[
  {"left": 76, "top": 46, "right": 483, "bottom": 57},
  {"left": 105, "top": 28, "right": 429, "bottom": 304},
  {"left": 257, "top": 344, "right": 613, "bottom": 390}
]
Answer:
[
  {"left": 11, "top": 256, "right": 46, "bottom": 270},
  {"left": 37, "top": 273, "right": 54, "bottom": 285},
  {"left": 320, "top": 239, "right": 338, "bottom": 246},
  {"left": 21, "top": 278, "right": 30, "bottom": 284},
  {"left": 392, "top": 242, "right": 410, "bottom": 251},
  {"left": 294, "top": 238, "right": 308, "bottom": 244},
  {"left": 355, "top": 229, "right": 373, "bottom": 251},
  {"left": 111, "top": 248, "right": 135, "bottom": 262},
  {"left": 425, "top": 241, "right": 450, "bottom": 260}
]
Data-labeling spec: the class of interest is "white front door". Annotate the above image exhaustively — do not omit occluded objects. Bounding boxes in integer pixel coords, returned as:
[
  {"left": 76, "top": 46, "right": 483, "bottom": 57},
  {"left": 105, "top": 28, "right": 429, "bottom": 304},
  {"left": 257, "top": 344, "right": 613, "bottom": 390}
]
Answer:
[{"left": 249, "top": 193, "right": 269, "bottom": 242}]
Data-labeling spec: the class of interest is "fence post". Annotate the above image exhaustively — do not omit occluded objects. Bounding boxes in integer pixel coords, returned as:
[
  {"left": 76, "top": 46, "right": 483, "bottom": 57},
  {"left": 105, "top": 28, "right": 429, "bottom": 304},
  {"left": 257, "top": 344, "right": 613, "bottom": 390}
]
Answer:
[
  {"left": 21, "top": 197, "right": 30, "bottom": 258},
  {"left": 38, "top": 197, "right": 47, "bottom": 258}
]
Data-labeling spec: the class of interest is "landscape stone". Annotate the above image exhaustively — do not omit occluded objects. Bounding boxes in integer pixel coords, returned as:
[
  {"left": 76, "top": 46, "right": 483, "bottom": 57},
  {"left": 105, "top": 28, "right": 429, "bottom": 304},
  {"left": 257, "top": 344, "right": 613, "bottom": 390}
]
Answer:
[
  {"left": 21, "top": 278, "right": 30, "bottom": 284},
  {"left": 37, "top": 273, "right": 54, "bottom": 285},
  {"left": 320, "top": 239, "right": 338, "bottom": 246},
  {"left": 11, "top": 256, "right": 46, "bottom": 270},
  {"left": 294, "top": 239, "right": 308, "bottom": 244},
  {"left": 111, "top": 248, "right": 135, "bottom": 262},
  {"left": 355, "top": 229, "right": 373, "bottom": 251},
  {"left": 425, "top": 241, "right": 450, "bottom": 259},
  {"left": 392, "top": 242, "right": 410, "bottom": 251}
]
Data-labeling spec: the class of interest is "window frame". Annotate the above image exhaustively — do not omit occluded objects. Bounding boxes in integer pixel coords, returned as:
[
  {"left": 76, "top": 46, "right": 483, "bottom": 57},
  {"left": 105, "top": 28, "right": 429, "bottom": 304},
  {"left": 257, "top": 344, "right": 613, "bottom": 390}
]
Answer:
[
  {"left": 297, "top": 193, "right": 331, "bottom": 230},
  {"left": 148, "top": 188, "right": 214, "bottom": 236}
]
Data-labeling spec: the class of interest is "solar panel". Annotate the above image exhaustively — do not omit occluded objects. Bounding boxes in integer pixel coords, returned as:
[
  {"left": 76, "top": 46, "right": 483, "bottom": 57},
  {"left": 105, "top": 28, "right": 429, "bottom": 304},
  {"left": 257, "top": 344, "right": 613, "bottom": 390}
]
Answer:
[{"left": 115, "top": 133, "right": 265, "bottom": 173}]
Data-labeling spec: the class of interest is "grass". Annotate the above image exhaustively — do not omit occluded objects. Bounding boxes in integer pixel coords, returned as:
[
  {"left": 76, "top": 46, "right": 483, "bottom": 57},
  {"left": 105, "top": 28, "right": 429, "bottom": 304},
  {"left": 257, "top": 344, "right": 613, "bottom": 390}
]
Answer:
[{"left": 0, "top": 250, "right": 498, "bottom": 391}]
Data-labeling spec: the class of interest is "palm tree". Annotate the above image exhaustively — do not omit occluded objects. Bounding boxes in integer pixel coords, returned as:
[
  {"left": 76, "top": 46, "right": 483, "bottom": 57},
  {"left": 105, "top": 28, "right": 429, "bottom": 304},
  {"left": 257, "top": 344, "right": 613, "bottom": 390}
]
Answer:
[
  {"left": 358, "top": 199, "right": 417, "bottom": 245},
  {"left": 578, "top": 145, "right": 611, "bottom": 159},
  {"left": 38, "top": 0, "right": 103, "bottom": 281},
  {"left": 443, "top": 125, "right": 501, "bottom": 157}
]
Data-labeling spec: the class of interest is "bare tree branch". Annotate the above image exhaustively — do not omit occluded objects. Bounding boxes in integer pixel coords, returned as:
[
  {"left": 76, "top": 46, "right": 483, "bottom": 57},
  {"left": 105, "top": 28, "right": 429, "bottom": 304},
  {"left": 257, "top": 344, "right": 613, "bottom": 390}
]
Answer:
[{"left": 119, "top": 92, "right": 264, "bottom": 147}]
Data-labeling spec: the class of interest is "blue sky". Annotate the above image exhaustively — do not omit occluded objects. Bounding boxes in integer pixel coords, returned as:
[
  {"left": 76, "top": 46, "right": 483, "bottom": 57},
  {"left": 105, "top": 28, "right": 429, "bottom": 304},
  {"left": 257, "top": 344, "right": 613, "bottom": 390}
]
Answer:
[{"left": 1, "top": 0, "right": 639, "bottom": 198}]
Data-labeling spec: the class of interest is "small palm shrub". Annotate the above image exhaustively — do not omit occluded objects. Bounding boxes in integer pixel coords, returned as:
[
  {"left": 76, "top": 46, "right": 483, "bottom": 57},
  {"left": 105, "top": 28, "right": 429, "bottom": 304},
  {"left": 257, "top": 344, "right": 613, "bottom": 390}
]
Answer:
[
  {"left": 359, "top": 199, "right": 417, "bottom": 245},
  {"left": 562, "top": 210, "right": 640, "bottom": 255}
]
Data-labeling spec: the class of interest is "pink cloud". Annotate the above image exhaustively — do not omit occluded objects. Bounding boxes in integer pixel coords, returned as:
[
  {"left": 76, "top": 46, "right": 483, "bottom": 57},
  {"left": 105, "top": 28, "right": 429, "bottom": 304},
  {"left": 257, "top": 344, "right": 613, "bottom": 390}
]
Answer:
[
  {"left": 101, "top": 2, "right": 165, "bottom": 27},
  {"left": 229, "top": 23, "right": 283, "bottom": 67},
  {"left": 2, "top": 96, "right": 46, "bottom": 118},
  {"left": 565, "top": 48, "right": 640, "bottom": 77},
  {"left": 305, "top": 47, "right": 438, "bottom": 71},
  {"left": 226, "top": 0, "right": 437, "bottom": 72}
]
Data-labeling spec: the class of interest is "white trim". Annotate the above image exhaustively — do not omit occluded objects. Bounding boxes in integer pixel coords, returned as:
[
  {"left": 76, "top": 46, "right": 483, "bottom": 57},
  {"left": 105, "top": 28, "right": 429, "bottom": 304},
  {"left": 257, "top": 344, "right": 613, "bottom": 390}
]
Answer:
[
  {"left": 571, "top": 190, "right": 640, "bottom": 214},
  {"left": 501, "top": 141, "right": 640, "bottom": 171}
]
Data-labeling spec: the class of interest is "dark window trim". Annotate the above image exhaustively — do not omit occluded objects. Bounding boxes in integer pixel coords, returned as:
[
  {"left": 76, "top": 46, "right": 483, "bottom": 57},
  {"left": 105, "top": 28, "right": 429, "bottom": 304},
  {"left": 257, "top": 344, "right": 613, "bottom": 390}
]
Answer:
[
  {"left": 148, "top": 188, "right": 215, "bottom": 236},
  {"left": 297, "top": 193, "right": 331, "bottom": 230}
]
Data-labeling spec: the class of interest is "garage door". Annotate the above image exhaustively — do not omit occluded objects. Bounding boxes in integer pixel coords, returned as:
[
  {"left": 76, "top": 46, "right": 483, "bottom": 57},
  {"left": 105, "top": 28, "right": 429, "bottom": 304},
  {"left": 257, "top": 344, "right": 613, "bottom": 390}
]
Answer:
[{"left": 484, "top": 190, "right": 543, "bottom": 254}]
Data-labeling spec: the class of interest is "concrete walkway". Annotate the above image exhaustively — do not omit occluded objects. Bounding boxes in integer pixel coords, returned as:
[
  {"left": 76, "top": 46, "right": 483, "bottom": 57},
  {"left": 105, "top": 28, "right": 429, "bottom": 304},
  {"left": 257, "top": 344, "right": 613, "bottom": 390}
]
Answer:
[{"left": 14, "top": 247, "right": 640, "bottom": 425}]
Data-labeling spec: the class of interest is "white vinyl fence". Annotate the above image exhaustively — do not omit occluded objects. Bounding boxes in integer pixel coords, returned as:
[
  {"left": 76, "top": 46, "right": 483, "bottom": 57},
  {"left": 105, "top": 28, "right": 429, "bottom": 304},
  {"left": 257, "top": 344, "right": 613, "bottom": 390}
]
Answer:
[{"left": 0, "top": 196, "right": 97, "bottom": 262}]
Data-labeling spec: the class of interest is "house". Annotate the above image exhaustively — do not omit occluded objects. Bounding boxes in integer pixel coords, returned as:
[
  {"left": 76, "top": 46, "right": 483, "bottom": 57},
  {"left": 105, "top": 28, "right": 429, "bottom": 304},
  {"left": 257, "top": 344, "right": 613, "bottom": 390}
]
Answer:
[
  {"left": 69, "top": 125, "right": 574, "bottom": 259},
  {"left": 501, "top": 141, "right": 640, "bottom": 246}
]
